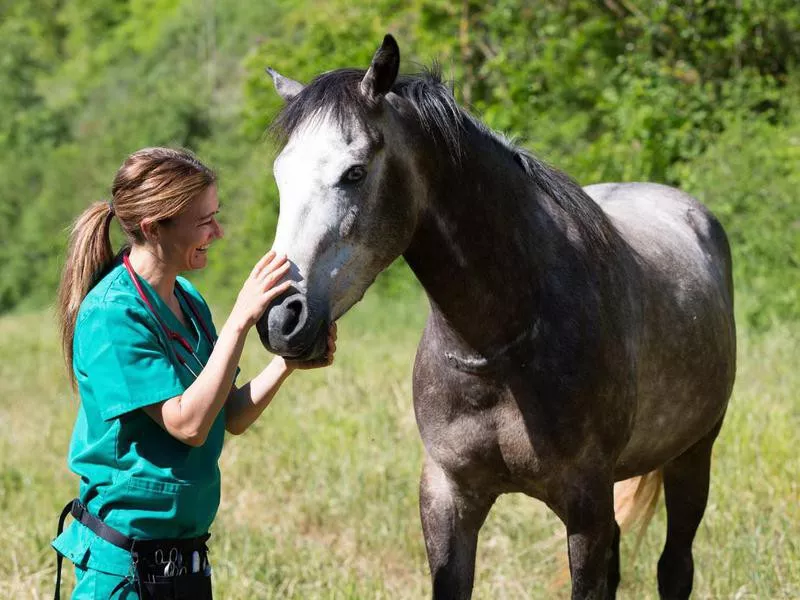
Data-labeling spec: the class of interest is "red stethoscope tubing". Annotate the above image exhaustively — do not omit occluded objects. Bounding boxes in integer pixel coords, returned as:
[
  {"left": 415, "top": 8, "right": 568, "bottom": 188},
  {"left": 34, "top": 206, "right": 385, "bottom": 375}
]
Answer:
[{"left": 122, "top": 252, "right": 216, "bottom": 377}]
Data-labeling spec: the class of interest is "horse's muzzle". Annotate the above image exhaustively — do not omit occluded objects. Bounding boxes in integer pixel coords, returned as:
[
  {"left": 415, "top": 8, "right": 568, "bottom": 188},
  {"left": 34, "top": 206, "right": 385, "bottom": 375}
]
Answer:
[{"left": 256, "top": 290, "right": 327, "bottom": 361}]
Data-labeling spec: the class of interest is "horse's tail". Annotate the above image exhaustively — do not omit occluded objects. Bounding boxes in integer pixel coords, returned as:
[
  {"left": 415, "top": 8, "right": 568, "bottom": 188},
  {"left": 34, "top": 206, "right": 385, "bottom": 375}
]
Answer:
[{"left": 614, "top": 469, "right": 663, "bottom": 556}]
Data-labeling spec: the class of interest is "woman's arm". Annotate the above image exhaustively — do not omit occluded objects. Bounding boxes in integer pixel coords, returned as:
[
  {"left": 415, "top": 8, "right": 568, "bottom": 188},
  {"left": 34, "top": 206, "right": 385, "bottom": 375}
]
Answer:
[
  {"left": 224, "top": 324, "right": 336, "bottom": 435},
  {"left": 223, "top": 357, "right": 293, "bottom": 436},
  {"left": 144, "top": 251, "right": 291, "bottom": 446}
]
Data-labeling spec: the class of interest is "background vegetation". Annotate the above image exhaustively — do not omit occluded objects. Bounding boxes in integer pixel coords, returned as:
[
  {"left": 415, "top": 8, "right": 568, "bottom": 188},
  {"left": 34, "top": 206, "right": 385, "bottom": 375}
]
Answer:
[
  {"left": 1, "top": 0, "right": 797, "bottom": 597},
  {"left": 2, "top": 0, "right": 798, "bottom": 327}
]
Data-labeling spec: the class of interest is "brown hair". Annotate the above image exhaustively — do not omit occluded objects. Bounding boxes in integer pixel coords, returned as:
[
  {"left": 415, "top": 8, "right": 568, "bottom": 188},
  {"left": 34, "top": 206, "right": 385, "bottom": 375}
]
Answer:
[{"left": 57, "top": 147, "right": 216, "bottom": 386}]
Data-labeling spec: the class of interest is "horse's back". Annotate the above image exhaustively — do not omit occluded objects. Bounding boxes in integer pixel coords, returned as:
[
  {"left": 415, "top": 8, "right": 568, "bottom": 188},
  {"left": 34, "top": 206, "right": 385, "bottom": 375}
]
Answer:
[
  {"left": 586, "top": 181, "right": 733, "bottom": 319},
  {"left": 587, "top": 183, "right": 733, "bottom": 294},
  {"left": 585, "top": 182, "right": 736, "bottom": 477}
]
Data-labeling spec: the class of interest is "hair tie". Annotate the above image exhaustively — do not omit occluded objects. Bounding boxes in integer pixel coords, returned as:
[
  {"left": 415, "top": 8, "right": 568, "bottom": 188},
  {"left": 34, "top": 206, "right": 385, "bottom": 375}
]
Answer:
[{"left": 107, "top": 199, "right": 115, "bottom": 216}]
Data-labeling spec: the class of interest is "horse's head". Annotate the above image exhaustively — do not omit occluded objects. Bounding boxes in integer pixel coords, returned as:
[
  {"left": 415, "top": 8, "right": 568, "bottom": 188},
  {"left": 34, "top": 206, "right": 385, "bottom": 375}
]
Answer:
[{"left": 257, "top": 35, "right": 421, "bottom": 360}]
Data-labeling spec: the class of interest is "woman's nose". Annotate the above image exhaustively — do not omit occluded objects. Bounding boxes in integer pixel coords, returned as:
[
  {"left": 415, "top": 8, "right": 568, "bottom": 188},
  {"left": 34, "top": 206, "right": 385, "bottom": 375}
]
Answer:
[{"left": 214, "top": 218, "right": 224, "bottom": 239}]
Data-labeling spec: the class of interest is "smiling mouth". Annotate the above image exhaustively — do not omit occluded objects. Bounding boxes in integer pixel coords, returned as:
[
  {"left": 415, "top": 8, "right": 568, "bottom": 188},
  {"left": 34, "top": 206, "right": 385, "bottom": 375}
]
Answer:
[{"left": 196, "top": 244, "right": 210, "bottom": 253}]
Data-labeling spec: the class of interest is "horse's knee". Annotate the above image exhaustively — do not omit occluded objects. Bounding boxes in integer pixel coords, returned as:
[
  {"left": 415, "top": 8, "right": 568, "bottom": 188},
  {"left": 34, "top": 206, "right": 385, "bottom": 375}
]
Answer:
[
  {"left": 419, "top": 459, "right": 494, "bottom": 600},
  {"left": 420, "top": 460, "right": 493, "bottom": 535}
]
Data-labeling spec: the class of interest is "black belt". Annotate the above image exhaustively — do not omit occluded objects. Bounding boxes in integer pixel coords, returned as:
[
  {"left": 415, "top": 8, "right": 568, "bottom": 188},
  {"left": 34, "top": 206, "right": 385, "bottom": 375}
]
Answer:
[{"left": 54, "top": 498, "right": 211, "bottom": 599}]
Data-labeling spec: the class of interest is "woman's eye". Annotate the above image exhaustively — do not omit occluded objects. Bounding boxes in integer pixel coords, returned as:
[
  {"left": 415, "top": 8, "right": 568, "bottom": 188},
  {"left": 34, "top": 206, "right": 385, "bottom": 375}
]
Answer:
[{"left": 342, "top": 165, "right": 366, "bottom": 183}]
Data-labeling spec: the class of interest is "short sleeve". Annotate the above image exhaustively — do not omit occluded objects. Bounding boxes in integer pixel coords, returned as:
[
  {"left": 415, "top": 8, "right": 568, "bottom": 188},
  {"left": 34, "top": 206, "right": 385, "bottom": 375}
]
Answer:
[{"left": 75, "top": 300, "right": 186, "bottom": 421}]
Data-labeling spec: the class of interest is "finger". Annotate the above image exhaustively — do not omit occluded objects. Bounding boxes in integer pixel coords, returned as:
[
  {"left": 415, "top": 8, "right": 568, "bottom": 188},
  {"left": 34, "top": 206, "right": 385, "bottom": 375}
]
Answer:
[
  {"left": 259, "top": 254, "right": 289, "bottom": 278},
  {"left": 260, "top": 262, "right": 291, "bottom": 290},
  {"left": 320, "top": 351, "right": 335, "bottom": 367},
  {"left": 254, "top": 251, "right": 286, "bottom": 279},
  {"left": 259, "top": 259, "right": 289, "bottom": 285},
  {"left": 310, "top": 357, "right": 330, "bottom": 369},
  {"left": 250, "top": 250, "right": 276, "bottom": 278},
  {"left": 262, "top": 279, "right": 293, "bottom": 304}
]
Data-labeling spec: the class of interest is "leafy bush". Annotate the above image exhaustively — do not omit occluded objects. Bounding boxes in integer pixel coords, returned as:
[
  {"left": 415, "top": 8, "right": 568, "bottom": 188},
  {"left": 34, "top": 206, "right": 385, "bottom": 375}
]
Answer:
[
  {"left": 0, "top": 0, "right": 797, "bottom": 329},
  {"left": 673, "top": 107, "right": 800, "bottom": 329}
]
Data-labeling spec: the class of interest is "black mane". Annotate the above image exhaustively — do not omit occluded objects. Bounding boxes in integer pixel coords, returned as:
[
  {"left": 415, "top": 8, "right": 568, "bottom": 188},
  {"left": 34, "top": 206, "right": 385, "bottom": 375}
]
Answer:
[{"left": 271, "top": 66, "right": 466, "bottom": 158}]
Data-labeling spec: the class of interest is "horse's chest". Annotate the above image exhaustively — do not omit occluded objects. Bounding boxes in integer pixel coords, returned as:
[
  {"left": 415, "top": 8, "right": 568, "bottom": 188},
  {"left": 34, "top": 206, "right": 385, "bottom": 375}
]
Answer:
[{"left": 413, "top": 376, "right": 553, "bottom": 492}]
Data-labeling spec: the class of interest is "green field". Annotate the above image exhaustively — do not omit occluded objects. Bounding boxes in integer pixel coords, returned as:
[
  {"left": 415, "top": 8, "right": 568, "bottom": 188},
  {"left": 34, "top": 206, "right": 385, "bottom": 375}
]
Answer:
[{"left": 1, "top": 284, "right": 797, "bottom": 599}]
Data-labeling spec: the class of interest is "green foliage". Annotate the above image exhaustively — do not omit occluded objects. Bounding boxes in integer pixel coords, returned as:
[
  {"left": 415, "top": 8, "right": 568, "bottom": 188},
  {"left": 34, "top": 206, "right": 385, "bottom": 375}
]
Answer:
[
  {"left": 673, "top": 110, "right": 800, "bottom": 329},
  {"left": 0, "top": 0, "right": 798, "bottom": 327}
]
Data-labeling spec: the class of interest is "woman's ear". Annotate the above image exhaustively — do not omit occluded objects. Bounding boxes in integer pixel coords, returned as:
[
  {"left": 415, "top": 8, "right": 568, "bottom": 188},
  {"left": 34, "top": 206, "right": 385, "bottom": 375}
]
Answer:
[{"left": 140, "top": 218, "right": 160, "bottom": 244}]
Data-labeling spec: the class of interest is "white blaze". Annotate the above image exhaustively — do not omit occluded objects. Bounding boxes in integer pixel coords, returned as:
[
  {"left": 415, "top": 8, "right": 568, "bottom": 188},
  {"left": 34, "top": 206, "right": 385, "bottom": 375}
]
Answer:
[{"left": 271, "top": 111, "right": 379, "bottom": 319}]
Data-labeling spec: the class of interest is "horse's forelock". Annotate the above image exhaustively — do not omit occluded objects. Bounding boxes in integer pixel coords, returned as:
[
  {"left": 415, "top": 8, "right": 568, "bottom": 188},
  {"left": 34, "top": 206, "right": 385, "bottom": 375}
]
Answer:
[
  {"left": 270, "top": 66, "right": 465, "bottom": 155},
  {"left": 270, "top": 69, "right": 372, "bottom": 145}
]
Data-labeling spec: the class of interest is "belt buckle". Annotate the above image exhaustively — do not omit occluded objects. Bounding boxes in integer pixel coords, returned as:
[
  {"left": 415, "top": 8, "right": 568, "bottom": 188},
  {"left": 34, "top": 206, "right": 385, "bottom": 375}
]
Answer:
[{"left": 71, "top": 499, "right": 85, "bottom": 520}]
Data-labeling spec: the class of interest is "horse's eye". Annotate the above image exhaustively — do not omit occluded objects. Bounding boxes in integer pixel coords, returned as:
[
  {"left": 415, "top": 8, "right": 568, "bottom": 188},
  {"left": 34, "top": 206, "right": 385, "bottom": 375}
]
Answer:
[{"left": 342, "top": 165, "right": 367, "bottom": 183}]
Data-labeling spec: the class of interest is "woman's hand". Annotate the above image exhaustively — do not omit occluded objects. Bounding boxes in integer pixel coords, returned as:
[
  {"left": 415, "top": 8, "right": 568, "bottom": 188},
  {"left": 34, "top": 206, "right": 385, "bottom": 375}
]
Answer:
[
  {"left": 283, "top": 322, "right": 338, "bottom": 371},
  {"left": 230, "top": 251, "right": 292, "bottom": 331}
]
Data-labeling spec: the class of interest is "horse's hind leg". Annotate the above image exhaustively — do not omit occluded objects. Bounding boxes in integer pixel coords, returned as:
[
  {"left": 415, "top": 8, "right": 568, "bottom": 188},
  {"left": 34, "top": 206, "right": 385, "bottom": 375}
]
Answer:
[
  {"left": 419, "top": 456, "right": 495, "bottom": 600},
  {"left": 658, "top": 418, "right": 724, "bottom": 600}
]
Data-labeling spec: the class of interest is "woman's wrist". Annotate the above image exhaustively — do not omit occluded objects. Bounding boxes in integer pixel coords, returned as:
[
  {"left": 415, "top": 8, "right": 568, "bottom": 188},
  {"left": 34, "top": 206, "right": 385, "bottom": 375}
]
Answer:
[
  {"left": 271, "top": 355, "right": 295, "bottom": 377},
  {"left": 221, "top": 314, "right": 251, "bottom": 338}
]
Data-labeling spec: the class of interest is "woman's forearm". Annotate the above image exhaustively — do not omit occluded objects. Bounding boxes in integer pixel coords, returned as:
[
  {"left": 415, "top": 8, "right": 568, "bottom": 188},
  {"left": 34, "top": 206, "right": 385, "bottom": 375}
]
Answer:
[
  {"left": 224, "top": 357, "right": 294, "bottom": 435},
  {"left": 161, "top": 316, "right": 248, "bottom": 445}
]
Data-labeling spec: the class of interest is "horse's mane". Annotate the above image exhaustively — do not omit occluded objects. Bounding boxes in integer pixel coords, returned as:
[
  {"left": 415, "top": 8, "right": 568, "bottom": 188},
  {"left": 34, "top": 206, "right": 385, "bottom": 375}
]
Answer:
[
  {"left": 270, "top": 65, "right": 469, "bottom": 160},
  {"left": 271, "top": 66, "right": 615, "bottom": 254}
]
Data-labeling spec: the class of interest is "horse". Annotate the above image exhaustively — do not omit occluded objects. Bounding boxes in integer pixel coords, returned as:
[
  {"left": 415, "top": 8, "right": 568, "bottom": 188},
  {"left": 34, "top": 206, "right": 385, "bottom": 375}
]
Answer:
[{"left": 257, "top": 35, "right": 736, "bottom": 600}]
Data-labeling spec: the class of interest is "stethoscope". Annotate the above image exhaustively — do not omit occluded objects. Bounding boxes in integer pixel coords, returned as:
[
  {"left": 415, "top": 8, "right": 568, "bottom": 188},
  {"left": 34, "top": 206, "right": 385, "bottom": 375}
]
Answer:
[{"left": 122, "top": 252, "right": 216, "bottom": 379}]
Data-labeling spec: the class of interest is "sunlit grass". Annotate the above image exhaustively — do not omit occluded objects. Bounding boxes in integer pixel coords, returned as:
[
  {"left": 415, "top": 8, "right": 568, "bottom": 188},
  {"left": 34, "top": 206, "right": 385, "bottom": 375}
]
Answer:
[{"left": 1, "top": 289, "right": 797, "bottom": 599}]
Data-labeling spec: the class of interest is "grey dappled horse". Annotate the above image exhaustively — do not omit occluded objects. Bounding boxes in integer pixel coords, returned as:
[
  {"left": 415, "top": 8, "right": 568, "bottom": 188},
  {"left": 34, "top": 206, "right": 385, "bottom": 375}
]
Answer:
[{"left": 258, "top": 35, "right": 736, "bottom": 600}]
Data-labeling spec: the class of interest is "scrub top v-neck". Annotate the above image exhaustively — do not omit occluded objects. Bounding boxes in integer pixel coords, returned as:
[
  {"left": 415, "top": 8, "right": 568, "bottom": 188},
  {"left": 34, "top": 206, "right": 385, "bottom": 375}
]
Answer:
[{"left": 52, "top": 258, "right": 227, "bottom": 577}]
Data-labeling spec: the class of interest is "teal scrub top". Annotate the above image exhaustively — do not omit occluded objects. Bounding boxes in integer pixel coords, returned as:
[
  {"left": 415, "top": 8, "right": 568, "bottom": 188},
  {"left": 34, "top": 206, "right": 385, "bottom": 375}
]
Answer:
[{"left": 52, "top": 259, "right": 230, "bottom": 576}]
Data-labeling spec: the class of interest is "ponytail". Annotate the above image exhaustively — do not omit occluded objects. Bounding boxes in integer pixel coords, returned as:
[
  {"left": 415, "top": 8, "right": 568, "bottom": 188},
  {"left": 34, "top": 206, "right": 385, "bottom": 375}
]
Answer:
[{"left": 57, "top": 201, "right": 115, "bottom": 387}]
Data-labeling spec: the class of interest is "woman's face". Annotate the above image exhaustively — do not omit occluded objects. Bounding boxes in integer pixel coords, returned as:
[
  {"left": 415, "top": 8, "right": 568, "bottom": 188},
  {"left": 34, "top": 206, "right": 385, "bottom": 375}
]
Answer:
[{"left": 159, "top": 184, "right": 224, "bottom": 272}]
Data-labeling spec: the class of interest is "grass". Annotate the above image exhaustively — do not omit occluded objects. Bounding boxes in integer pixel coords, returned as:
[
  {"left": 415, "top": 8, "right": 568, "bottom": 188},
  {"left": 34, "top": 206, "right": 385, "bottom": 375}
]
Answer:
[{"left": 0, "top": 287, "right": 797, "bottom": 599}]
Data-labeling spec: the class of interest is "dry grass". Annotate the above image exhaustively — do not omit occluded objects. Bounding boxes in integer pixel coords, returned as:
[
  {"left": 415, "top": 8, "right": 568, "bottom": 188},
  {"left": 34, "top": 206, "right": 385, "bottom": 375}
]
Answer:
[{"left": 1, "top": 290, "right": 797, "bottom": 598}]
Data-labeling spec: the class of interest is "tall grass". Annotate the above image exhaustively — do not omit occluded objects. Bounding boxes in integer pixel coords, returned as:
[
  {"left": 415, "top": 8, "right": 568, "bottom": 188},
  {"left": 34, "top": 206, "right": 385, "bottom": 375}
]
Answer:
[{"left": 0, "top": 287, "right": 797, "bottom": 598}]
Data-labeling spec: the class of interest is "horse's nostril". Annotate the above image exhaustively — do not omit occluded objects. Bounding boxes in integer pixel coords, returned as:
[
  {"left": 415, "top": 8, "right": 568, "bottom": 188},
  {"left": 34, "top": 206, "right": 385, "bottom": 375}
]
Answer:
[{"left": 282, "top": 300, "right": 304, "bottom": 336}]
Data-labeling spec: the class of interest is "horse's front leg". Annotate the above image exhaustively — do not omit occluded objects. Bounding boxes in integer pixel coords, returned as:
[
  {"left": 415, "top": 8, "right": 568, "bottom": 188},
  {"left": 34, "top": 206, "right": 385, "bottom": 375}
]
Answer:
[
  {"left": 562, "top": 472, "right": 617, "bottom": 600},
  {"left": 419, "top": 455, "right": 496, "bottom": 600}
]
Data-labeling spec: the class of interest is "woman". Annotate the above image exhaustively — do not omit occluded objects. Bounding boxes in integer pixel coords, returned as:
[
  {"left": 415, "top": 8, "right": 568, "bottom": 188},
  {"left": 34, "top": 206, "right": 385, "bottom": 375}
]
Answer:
[{"left": 52, "top": 147, "right": 335, "bottom": 599}]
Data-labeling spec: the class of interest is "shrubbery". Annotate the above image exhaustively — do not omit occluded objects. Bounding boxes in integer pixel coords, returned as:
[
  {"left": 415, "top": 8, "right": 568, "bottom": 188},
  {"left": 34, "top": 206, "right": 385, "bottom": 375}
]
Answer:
[{"left": 1, "top": 0, "right": 797, "bottom": 328}]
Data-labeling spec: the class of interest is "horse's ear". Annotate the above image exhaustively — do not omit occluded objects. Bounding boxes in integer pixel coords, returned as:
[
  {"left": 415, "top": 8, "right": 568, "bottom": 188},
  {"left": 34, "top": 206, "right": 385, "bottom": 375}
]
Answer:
[
  {"left": 266, "top": 67, "right": 304, "bottom": 102},
  {"left": 360, "top": 34, "right": 400, "bottom": 103}
]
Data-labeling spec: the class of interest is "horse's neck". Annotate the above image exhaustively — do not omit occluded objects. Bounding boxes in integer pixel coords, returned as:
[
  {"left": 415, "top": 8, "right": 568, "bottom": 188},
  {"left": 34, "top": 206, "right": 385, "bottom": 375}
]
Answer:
[{"left": 404, "top": 138, "right": 569, "bottom": 356}]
